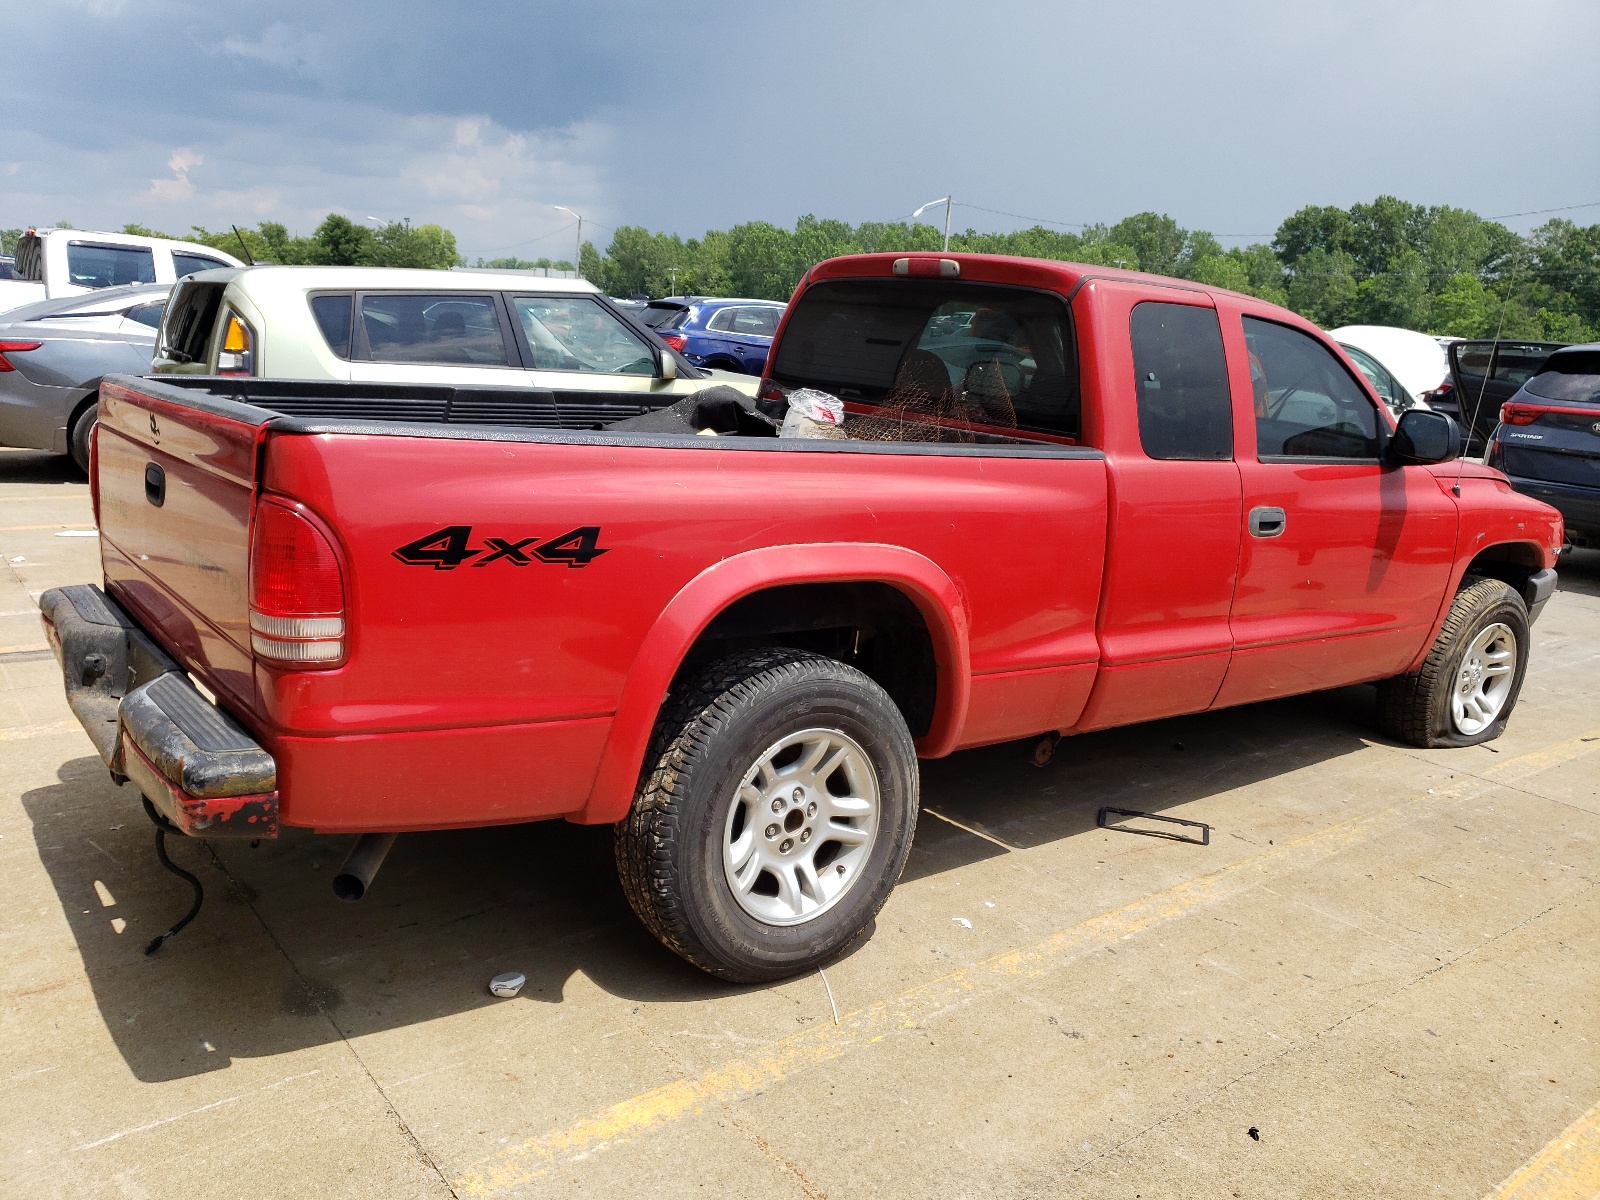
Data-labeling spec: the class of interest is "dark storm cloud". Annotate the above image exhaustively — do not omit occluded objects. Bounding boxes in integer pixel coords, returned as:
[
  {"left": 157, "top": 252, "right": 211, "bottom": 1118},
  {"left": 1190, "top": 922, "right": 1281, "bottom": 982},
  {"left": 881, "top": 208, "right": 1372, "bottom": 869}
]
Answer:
[{"left": 5, "top": 0, "right": 1598, "bottom": 256}]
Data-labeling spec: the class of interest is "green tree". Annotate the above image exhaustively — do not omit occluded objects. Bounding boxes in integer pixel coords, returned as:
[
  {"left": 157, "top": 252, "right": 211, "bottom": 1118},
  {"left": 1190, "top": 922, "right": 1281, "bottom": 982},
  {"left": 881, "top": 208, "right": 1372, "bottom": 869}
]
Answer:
[
  {"left": 3, "top": 228, "right": 25, "bottom": 255},
  {"left": 1428, "top": 271, "right": 1489, "bottom": 338},
  {"left": 1285, "top": 247, "right": 1359, "bottom": 328}
]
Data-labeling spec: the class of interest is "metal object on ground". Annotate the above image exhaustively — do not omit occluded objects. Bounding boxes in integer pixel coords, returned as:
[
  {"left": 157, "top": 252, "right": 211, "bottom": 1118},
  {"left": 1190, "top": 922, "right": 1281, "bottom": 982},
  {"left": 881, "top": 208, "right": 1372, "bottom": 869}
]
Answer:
[
  {"left": 332, "top": 832, "right": 398, "bottom": 901},
  {"left": 1097, "top": 806, "right": 1211, "bottom": 846},
  {"left": 722, "top": 727, "right": 880, "bottom": 927},
  {"left": 489, "top": 971, "right": 526, "bottom": 999},
  {"left": 141, "top": 797, "right": 203, "bottom": 954}
]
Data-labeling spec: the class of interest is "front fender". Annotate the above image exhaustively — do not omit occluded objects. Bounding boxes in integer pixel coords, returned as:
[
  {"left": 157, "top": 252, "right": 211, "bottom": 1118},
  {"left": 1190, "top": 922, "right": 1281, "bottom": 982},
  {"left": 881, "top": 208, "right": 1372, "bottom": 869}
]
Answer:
[{"left": 571, "top": 543, "right": 971, "bottom": 825}]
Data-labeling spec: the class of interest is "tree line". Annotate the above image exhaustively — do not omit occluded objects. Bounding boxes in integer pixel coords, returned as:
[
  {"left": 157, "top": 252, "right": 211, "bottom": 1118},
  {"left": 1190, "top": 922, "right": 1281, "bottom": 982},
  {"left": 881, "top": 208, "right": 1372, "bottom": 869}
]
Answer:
[
  {"left": 579, "top": 199, "right": 1597, "bottom": 342},
  {"left": 4, "top": 198, "right": 1595, "bottom": 340}
]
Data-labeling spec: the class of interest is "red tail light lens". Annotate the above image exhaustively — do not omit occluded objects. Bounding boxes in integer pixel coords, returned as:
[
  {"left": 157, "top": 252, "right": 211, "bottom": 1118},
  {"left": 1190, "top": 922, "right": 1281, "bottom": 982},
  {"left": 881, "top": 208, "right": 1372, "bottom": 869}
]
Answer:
[
  {"left": 1500, "top": 403, "right": 1539, "bottom": 426},
  {"left": 249, "top": 499, "right": 345, "bottom": 667},
  {"left": 0, "top": 340, "right": 42, "bottom": 371},
  {"left": 659, "top": 332, "right": 687, "bottom": 352}
]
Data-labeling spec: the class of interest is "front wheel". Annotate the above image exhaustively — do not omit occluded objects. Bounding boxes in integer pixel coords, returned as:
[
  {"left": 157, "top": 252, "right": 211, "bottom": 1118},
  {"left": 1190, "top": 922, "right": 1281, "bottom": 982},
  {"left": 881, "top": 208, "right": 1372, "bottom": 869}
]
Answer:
[
  {"left": 1376, "top": 577, "right": 1530, "bottom": 747},
  {"left": 615, "top": 648, "right": 919, "bottom": 982}
]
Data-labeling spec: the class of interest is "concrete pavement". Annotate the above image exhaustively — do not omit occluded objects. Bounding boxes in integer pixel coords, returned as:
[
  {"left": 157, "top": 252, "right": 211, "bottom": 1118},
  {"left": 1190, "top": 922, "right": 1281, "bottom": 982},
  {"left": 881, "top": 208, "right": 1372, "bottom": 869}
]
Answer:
[{"left": 1, "top": 445, "right": 1596, "bottom": 1199}]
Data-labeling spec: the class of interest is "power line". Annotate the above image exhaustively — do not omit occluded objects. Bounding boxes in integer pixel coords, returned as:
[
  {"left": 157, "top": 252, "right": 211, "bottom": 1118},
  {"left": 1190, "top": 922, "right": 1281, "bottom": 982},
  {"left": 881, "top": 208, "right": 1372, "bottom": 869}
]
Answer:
[{"left": 1486, "top": 199, "right": 1600, "bottom": 220}]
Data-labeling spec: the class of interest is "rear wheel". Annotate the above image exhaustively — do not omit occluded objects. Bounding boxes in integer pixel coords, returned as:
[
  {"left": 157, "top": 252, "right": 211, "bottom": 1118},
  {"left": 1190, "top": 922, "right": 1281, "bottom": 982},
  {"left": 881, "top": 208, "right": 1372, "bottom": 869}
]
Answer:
[
  {"left": 615, "top": 648, "right": 919, "bottom": 982},
  {"left": 68, "top": 402, "right": 96, "bottom": 475},
  {"left": 1376, "top": 577, "right": 1530, "bottom": 747}
]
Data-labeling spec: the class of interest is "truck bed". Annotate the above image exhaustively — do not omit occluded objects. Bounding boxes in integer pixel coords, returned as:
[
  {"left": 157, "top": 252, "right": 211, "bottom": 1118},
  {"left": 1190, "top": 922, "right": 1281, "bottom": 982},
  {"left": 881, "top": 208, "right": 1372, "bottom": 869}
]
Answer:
[{"left": 93, "top": 373, "right": 1108, "bottom": 832}]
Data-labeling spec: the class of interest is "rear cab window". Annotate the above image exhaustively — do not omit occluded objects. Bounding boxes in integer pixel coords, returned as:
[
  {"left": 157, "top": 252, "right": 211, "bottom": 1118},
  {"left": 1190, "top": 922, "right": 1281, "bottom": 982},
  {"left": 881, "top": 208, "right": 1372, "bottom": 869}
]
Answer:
[
  {"left": 310, "top": 293, "right": 354, "bottom": 359},
  {"left": 769, "top": 278, "right": 1080, "bottom": 440}
]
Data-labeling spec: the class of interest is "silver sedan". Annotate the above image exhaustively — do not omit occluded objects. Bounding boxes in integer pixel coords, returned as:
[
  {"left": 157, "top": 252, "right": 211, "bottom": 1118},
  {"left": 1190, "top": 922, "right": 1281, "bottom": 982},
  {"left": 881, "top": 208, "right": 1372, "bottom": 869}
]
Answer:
[{"left": 0, "top": 283, "right": 168, "bottom": 471}]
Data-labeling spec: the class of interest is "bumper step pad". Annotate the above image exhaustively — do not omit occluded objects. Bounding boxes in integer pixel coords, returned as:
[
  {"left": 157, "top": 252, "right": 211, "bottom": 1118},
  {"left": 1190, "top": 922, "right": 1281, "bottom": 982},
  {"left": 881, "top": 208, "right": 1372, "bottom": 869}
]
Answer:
[{"left": 40, "top": 585, "right": 279, "bottom": 838}]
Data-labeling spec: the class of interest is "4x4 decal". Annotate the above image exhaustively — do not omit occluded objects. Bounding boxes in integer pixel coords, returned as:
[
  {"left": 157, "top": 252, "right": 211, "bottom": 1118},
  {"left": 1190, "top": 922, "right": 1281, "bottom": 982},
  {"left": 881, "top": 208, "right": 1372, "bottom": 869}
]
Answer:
[{"left": 393, "top": 525, "right": 609, "bottom": 570}]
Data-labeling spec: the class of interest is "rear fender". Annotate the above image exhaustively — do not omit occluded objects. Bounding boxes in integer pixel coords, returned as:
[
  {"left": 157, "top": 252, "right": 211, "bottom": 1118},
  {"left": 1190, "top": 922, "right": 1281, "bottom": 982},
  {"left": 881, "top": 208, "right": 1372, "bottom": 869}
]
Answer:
[{"left": 571, "top": 543, "right": 970, "bottom": 825}]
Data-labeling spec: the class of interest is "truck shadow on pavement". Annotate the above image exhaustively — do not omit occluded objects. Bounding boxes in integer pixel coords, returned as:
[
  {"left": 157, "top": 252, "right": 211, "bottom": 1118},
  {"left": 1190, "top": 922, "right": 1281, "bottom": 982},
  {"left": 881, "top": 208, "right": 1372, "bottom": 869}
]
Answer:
[{"left": 24, "top": 685, "right": 1381, "bottom": 1083}]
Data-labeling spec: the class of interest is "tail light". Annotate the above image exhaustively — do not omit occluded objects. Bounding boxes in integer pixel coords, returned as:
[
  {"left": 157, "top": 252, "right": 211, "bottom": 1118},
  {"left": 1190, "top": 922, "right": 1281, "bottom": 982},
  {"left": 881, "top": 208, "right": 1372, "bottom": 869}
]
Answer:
[
  {"left": 218, "top": 312, "right": 255, "bottom": 376},
  {"left": 1500, "top": 403, "right": 1538, "bottom": 426},
  {"left": 0, "top": 340, "right": 42, "bottom": 371},
  {"left": 659, "top": 332, "right": 687, "bottom": 352},
  {"left": 249, "top": 498, "right": 345, "bottom": 667},
  {"left": 757, "top": 378, "right": 787, "bottom": 404}
]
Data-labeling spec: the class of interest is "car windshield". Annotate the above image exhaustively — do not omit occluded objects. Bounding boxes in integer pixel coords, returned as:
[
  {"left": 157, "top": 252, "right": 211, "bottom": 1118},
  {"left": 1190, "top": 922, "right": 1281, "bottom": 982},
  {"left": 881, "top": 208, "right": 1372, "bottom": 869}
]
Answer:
[{"left": 1523, "top": 350, "right": 1600, "bottom": 404}]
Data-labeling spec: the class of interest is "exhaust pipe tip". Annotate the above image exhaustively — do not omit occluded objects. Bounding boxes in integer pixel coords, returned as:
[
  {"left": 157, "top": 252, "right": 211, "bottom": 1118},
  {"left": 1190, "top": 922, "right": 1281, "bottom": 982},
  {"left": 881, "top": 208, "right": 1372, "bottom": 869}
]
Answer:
[{"left": 332, "top": 832, "right": 398, "bottom": 902}]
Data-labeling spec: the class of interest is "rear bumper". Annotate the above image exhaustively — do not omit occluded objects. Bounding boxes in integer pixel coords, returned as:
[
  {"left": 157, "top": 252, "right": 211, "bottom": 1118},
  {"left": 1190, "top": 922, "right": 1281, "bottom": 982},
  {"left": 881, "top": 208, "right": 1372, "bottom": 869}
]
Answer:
[
  {"left": 38, "top": 585, "right": 278, "bottom": 838},
  {"left": 1505, "top": 474, "right": 1600, "bottom": 544}
]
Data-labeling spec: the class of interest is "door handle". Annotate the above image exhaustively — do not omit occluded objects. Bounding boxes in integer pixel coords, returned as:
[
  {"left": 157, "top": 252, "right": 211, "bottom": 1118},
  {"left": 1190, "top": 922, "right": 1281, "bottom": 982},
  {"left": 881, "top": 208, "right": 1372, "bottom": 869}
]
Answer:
[
  {"left": 144, "top": 462, "right": 165, "bottom": 508},
  {"left": 1248, "top": 505, "right": 1285, "bottom": 537}
]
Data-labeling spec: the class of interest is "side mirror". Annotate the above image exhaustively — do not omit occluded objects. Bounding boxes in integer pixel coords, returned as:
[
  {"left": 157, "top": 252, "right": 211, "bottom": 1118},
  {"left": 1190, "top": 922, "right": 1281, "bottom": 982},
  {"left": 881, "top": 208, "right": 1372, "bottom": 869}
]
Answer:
[
  {"left": 1388, "top": 408, "right": 1460, "bottom": 465},
  {"left": 657, "top": 351, "right": 677, "bottom": 381}
]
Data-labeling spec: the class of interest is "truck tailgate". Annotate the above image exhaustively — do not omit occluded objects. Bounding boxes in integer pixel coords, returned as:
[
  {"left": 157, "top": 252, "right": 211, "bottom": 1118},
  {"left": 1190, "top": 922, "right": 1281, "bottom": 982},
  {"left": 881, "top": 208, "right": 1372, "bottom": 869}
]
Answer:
[{"left": 95, "top": 377, "right": 272, "bottom": 716}]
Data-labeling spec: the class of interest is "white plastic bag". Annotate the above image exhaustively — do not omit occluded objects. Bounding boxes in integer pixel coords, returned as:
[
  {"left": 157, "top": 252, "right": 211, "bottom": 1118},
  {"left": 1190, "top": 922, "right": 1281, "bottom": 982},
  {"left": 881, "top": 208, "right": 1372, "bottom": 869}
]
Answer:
[{"left": 780, "top": 388, "right": 847, "bottom": 440}]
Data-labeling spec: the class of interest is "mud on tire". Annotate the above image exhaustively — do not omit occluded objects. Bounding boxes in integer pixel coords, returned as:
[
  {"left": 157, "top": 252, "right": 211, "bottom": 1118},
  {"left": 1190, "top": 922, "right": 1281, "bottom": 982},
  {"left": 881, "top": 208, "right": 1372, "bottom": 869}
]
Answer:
[
  {"left": 614, "top": 648, "right": 919, "bottom": 982},
  {"left": 1376, "top": 577, "right": 1530, "bottom": 748}
]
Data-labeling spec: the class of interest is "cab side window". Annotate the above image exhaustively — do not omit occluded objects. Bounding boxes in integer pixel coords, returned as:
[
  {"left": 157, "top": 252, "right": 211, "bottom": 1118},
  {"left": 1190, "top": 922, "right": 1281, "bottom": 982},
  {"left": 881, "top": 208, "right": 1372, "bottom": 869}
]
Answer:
[
  {"left": 1245, "top": 317, "right": 1380, "bottom": 459},
  {"left": 1129, "top": 302, "right": 1233, "bottom": 460}
]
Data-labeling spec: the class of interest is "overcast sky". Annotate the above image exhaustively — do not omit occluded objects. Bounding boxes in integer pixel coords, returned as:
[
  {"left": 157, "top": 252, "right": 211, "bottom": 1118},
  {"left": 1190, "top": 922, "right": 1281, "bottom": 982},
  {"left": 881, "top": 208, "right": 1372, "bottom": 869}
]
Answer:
[{"left": 6, "top": 0, "right": 1598, "bottom": 260}]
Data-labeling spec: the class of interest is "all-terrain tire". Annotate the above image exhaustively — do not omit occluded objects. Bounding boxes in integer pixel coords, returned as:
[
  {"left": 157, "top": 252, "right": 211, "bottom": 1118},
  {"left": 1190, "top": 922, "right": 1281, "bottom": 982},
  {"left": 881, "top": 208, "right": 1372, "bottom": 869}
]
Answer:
[
  {"left": 68, "top": 401, "right": 96, "bottom": 475},
  {"left": 614, "top": 648, "right": 919, "bottom": 982},
  {"left": 1376, "top": 577, "right": 1530, "bottom": 748}
]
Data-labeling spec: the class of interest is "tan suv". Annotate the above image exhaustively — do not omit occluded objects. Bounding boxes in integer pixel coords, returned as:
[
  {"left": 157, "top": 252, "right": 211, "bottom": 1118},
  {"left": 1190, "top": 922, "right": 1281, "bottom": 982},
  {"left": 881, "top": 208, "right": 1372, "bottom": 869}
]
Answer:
[{"left": 151, "top": 266, "right": 755, "bottom": 403}]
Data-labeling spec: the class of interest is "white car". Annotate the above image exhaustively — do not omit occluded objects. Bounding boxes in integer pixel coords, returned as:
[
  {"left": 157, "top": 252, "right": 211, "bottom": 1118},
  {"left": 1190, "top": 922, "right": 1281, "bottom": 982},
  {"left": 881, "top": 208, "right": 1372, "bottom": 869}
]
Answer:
[
  {"left": 0, "top": 228, "right": 240, "bottom": 315},
  {"left": 150, "top": 266, "right": 756, "bottom": 409},
  {"left": 1330, "top": 325, "right": 1450, "bottom": 414}
]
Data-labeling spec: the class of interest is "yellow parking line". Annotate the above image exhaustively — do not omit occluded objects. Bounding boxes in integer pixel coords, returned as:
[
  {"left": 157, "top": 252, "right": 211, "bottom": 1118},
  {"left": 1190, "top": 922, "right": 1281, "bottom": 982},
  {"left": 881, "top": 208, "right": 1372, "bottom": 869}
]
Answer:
[
  {"left": 454, "top": 728, "right": 1600, "bottom": 1196},
  {"left": 1483, "top": 1099, "right": 1600, "bottom": 1200},
  {"left": 0, "top": 644, "right": 49, "bottom": 655},
  {"left": 0, "top": 524, "right": 76, "bottom": 532}
]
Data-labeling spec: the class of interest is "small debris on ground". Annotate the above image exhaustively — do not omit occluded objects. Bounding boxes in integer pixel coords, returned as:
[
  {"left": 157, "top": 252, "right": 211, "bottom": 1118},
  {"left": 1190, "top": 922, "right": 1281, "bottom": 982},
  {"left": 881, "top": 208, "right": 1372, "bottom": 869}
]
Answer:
[
  {"left": 952, "top": 916, "right": 972, "bottom": 929},
  {"left": 489, "top": 971, "right": 526, "bottom": 998},
  {"left": 1247, "top": 1126, "right": 1260, "bottom": 1141}
]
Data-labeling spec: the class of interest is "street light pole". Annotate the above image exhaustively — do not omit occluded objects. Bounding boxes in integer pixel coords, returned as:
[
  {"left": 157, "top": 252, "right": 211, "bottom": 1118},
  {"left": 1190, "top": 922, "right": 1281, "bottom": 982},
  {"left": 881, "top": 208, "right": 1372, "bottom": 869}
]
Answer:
[
  {"left": 553, "top": 206, "right": 583, "bottom": 278},
  {"left": 913, "top": 196, "right": 953, "bottom": 252}
]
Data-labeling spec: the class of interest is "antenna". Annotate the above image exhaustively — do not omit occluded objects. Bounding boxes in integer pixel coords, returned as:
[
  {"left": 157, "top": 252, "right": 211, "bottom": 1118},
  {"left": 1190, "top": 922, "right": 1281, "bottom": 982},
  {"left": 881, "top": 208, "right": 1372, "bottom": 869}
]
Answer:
[
  {"left": 1450, "top": 293, "right": 1511, "bottom": 498},
  {"left": 230, "top": 225, "right": 255, "bottom": 266}
]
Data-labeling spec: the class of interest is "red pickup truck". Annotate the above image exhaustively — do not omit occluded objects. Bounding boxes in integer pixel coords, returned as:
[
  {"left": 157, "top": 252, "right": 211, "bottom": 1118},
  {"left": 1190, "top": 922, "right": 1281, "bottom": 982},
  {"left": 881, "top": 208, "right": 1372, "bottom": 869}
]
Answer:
[{"left": 42, "top": 253, "right": 1562, "bottom": 981}]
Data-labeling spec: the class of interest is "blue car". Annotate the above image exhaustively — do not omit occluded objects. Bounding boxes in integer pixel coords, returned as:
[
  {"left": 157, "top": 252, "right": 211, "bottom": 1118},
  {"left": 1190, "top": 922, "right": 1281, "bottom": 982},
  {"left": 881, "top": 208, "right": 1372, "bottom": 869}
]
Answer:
[{"left": 639, "top": 296, "right": 784, "bottom": 376}]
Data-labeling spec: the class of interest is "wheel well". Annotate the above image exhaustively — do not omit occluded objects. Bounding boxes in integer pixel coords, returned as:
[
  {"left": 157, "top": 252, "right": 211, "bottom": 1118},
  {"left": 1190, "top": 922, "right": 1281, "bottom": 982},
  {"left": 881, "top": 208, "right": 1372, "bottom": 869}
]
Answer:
[
  {"left": 1463, "top": 542, "right": 1543, "bottom": 594},
  {"left": 674, "top": 582, "right": 938, "bottom": 737},
  {"left": 67, "top": 387, "right": 99, "bottom": 433}
]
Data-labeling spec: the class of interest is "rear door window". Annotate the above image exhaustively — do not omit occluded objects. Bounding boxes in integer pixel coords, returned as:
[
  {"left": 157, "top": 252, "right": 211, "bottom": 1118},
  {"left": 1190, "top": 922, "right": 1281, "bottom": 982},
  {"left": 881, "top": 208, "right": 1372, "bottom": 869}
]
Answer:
[
  {"left": 511, "top": 295, "right": 656, "bottom": 374},
  {"left": 1245, "top": 317, "right": 1381, "bottom": 459},
  {"left": 769, "top": 278, "right": 1079, "bottom": 438},
  {"left": 357, "top": 293, "right": 510, "bottom": 365},
  {"left": 1129, "top": 302, "right": 1233, "bottom": 460},
  {"left": 730, "top": 307, "right": 780, "bottom": 336},
  {"left": 67, "top": 242, "right": 155, "bottom": 287},
  {"left": 172, "top": 251, "right": 230, "bottom": 279}
]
